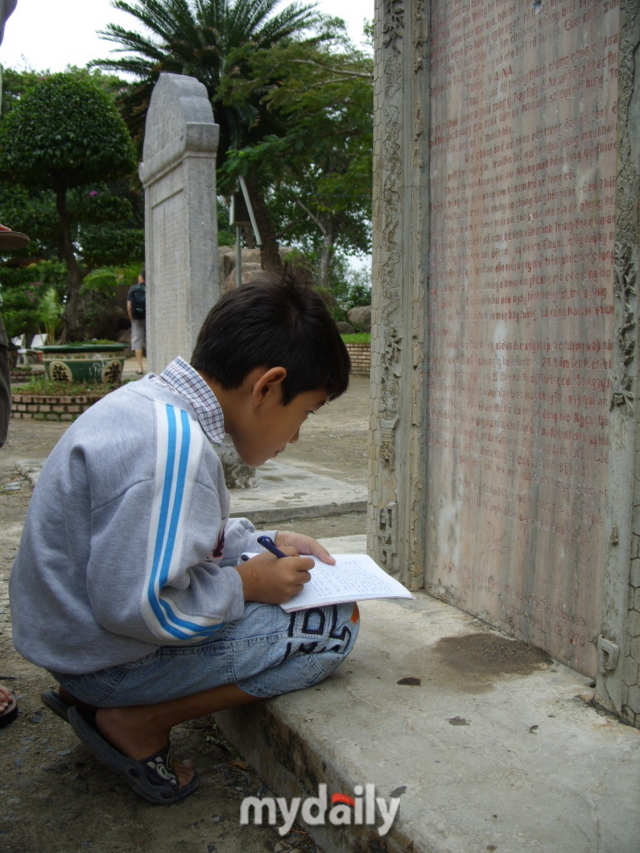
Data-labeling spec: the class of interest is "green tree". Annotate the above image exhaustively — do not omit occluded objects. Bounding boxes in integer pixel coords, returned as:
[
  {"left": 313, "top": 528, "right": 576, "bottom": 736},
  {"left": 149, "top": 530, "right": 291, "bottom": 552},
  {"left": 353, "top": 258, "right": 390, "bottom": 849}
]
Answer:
[
  {"left": 0, "top": 73, "right": 138, "bottom": 337},
  {"left": 0, "top": 261, "right": 66, "bottom": 341},
  {"left": 220, "top": 29, "right": 372, "bottom": 289},
  {"left": 93, "top": 0, "right": 320, "bottom": 270}
]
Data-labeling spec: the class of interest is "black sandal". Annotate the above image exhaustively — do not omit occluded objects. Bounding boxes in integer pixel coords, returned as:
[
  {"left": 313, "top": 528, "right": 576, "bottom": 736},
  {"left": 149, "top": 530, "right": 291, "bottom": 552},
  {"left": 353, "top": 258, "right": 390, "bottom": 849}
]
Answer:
[{"left": 68, "top": 705, "right": 199, "bottom": 804}]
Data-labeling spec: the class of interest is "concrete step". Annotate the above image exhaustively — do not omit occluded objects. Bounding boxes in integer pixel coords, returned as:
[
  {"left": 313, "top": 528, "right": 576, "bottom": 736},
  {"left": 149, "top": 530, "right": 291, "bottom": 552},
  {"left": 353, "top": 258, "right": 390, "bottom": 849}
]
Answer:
[
  {"left": 228, "top": 459, "right": 366, "bottom": 523},
  {"left": 216, "top": 538, "right": 640, "bottom": 853}
]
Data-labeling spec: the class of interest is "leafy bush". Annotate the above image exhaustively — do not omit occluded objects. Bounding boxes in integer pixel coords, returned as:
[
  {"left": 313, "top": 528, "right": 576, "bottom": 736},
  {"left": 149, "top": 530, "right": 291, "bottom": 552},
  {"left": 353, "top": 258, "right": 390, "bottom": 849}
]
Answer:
[
  {"left": 38, "top": 287, "right": 64, "bottom": 343},
  {"left": 81, "top": 263, "right": 143, "bottom": 299},
  {"left": 0, "top": 261, "right": 67, "bottom": 339}
]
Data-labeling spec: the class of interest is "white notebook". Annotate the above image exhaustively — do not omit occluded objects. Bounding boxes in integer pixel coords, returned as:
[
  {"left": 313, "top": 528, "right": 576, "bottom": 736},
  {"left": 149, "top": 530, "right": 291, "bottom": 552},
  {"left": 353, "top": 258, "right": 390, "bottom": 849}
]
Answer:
[{"left": 242, "top": 553, "right": 414, "bottom": 612}]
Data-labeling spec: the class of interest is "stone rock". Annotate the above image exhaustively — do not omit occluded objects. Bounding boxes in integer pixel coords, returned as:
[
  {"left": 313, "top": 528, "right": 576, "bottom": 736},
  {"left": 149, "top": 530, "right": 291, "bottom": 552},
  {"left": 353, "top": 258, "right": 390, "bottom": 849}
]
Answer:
[
  {"left": 218, "top": 246, "right": 299, "bottom": 284},
  {"left": 222, "top": 264, "right": 263, "bottom": 292},
  {"left": 214, "top": 437, "right": 256, "bottom": 489},
  {"left": 336, "top": 321, "right": 355, "bottom": 334},
  {"left": 347, "top": 305, "right": 371, "bottom": 332},
  {"left": 219, "top": 249, "right": 237, "bottom": 281}
]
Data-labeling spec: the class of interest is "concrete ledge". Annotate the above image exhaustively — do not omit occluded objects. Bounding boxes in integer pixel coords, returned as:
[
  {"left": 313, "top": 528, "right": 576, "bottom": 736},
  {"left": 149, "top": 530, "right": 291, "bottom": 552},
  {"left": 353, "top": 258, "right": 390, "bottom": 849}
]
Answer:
[
  {"left": 228, "top": 459, "right": 367, "bottom": 523},
  {"left": 216, "top": 595, "right": 640, "bottom": 853}
]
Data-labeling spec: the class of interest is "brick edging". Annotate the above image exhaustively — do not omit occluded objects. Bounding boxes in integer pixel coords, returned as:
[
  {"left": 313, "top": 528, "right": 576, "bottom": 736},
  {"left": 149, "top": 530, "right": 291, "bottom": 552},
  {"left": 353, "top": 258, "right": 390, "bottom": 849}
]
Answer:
[
  {"left": 344, "top": 342, "right": 370, "bottom": 376},
  {"left": 11, "top": 393, "right": 107, "bottom": 421}
]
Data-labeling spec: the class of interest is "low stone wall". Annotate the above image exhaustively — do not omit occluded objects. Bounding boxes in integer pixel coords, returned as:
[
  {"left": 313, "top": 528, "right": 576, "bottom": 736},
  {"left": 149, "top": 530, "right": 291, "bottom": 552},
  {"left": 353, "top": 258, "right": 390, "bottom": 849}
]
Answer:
[
  {"left": 9, "top": 368, "right": 36, "bottom": 383},
  {"left": 11, "top": 393, "right": 105, "bottom": 421},
  {"left": 345, "top": 342, "right": 370, "bottom": 376}
]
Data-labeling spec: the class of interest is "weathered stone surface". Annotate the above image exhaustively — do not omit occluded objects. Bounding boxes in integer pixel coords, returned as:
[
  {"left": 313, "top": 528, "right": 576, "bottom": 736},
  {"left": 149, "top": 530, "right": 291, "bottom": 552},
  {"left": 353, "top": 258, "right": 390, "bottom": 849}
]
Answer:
[
  {"left": 336, "top": 321, "right": 355, "bottom": 334},
  {"left": 371, "top": 0, "right": 640, "bottom": 724},
  {"left": 424, "top": 0, "right": 622, "bottom": 679},
  {"left": 139, "top": 73, "right": 220, "bottom": 372}
]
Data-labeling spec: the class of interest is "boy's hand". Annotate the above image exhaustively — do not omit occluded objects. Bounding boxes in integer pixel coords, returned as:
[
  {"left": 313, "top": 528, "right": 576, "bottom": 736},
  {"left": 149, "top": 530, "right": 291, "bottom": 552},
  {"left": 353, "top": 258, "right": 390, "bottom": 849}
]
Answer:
[
  {"left": 274, "top": 532, "right": 336, "bottom": 565},
  {"left": 236, "top": 548, "right": 314, "bottom": 604}
]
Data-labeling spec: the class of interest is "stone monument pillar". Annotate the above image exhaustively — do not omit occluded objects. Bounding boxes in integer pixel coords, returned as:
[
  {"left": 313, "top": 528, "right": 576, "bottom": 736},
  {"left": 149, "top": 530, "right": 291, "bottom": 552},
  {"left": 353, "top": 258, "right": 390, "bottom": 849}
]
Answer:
[
  {"left": 371, "top": 0, "right": 640, "bottom": 726},
  {"left": 139, "top": 73, "right": 220, "bottom": 373}
]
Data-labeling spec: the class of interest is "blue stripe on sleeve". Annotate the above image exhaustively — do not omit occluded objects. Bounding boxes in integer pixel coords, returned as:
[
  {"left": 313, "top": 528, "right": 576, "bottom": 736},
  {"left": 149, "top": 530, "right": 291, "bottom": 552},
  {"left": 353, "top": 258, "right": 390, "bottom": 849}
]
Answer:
[{"left": 147, "top": 405, "right": 222, "bottom": 639}]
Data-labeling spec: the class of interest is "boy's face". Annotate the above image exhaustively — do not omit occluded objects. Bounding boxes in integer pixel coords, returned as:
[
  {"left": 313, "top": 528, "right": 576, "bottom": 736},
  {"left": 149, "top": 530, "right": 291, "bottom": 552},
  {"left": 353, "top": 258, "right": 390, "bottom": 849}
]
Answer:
[{"left": 232, "top": 386, "right": 328, "bottom": 468}]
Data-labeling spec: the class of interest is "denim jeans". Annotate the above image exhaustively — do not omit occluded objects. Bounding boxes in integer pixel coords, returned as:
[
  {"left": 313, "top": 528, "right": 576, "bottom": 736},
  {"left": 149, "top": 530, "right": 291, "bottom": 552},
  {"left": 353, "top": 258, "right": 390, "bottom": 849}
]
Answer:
[{"left": 50, "top": 601, "right": 360, "bottom": 706}]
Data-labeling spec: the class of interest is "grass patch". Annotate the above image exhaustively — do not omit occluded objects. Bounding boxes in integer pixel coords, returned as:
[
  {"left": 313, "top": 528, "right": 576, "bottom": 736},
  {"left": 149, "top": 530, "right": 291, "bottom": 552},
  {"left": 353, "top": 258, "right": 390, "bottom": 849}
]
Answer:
[
  {"left": 14, "top": 378, "right": 123, "bottom": 397},
  {"left": 341, "top": 333, "right": 370, "bottom": 344}
]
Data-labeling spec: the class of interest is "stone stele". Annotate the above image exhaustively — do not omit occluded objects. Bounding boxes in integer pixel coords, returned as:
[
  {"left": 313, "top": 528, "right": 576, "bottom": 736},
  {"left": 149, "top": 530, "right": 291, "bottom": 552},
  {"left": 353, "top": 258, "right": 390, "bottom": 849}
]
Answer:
[
  {"left": 139, "top": 73, "right": 220, "bottom": 373},
  {"left": 370, "top": 0, "right": 640, "bottom": 727}
]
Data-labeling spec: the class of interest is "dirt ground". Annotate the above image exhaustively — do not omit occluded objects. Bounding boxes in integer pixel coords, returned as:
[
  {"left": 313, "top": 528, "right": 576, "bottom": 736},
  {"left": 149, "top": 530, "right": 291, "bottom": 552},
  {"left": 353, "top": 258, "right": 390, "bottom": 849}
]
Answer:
[{"left": 0, "top": 374, "right": 370, "bottom": 853}]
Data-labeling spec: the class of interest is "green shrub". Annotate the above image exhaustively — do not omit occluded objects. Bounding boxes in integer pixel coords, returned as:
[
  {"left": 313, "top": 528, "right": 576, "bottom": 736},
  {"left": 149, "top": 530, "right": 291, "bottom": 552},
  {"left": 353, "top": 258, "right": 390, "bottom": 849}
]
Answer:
[{"left": 0, "top": 261, "right": 67, "bottom": 339}]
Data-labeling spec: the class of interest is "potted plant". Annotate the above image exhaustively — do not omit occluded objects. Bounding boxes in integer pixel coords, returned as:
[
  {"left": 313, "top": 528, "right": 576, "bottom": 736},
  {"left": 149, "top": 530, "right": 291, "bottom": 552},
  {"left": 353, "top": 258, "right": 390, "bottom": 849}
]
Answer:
[{"left": 37, "top": 340, "right": 127, "bottom": 384}]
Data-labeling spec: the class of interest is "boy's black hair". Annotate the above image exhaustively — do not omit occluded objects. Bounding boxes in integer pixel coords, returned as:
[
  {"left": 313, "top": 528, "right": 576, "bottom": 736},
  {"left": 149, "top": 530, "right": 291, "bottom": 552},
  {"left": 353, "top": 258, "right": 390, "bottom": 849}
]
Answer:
[{"left": 191, "top": 267, "right": 351, "bottom": 405}]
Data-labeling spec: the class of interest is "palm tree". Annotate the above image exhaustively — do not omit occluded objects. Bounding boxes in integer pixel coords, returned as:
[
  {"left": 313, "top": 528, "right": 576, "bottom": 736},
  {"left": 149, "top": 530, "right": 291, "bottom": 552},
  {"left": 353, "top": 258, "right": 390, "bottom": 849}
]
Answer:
[{"left": 93, "top": 0, "right": 320, "bottom": 269}]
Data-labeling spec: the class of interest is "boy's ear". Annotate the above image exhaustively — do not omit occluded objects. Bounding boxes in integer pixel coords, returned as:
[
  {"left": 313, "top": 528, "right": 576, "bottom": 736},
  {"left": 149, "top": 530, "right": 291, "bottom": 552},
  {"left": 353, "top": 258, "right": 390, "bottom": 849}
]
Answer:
[{"left": 250, "top": 366, "right": 287, "bottom": 406}]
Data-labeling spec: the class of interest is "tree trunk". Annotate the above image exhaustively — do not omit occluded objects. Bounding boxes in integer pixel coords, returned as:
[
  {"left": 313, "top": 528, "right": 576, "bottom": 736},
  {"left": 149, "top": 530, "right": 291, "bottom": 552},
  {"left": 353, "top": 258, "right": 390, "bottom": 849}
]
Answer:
[
  {"left": 56, "top": 188, "right": 84, "bottom": 340},
  {"left": 317, "top": 214, "right": 336, "bottom": 291},
  {"left": 293, "top": 199, "right": 337, "bottom": 290},
  {"left": 244, "top": 173, "right": 282, "bottom": 271}
]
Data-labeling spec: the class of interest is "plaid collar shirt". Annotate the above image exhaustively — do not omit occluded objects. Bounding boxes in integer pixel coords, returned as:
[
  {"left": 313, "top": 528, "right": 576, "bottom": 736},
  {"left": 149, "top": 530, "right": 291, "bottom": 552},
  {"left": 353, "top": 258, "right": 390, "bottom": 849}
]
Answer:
[{"left": 151, "top": 356, "right": 225, "bottom": 445}]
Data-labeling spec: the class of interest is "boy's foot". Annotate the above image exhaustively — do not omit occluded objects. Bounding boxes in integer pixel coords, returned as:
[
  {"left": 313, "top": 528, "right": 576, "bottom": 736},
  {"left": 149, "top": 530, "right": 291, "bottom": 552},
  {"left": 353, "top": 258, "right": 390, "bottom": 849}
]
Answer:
[
  {"left": 68, "top": 706, "right": 198, "bottom": 803},
  {"left": 0, "top": 684, "right": 18, "bottom": 727}
]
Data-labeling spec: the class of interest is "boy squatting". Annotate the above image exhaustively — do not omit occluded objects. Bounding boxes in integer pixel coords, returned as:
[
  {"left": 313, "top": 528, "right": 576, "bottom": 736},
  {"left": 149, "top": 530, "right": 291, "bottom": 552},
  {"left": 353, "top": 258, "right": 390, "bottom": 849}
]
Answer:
[{"left": 9, "top": 271, "right": 360, "bottom": 804}]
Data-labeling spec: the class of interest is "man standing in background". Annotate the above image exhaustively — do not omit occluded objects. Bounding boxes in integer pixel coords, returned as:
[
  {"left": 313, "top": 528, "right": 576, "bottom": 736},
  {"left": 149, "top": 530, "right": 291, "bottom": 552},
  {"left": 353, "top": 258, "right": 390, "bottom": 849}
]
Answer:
[{"left": 127, "top": 267, "right": 146, "bottom": 375}]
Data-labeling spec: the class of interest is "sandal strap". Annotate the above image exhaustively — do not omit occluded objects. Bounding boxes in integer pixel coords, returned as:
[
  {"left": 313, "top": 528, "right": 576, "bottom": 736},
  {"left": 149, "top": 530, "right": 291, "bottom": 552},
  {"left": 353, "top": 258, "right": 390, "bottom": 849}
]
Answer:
[{"left": 143, "top": 745, "right": 179, "bottom": 789}]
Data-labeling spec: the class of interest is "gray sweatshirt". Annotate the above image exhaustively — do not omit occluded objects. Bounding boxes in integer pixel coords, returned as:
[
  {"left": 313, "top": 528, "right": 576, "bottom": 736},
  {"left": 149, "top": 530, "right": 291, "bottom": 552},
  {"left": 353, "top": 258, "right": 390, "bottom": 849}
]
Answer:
[{"left": 10, "top": 359, "right": 272, "bottom": 674}]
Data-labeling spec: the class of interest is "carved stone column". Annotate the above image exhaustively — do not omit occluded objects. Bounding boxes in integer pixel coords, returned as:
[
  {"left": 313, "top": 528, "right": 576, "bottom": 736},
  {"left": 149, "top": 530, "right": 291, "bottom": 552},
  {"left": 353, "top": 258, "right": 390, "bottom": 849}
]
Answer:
[
  {"left": 596, "top": 0, "right": 640, "bottom": 726},
  {"left": 369, "top": 0, "right": 430, "bottom": 589}
]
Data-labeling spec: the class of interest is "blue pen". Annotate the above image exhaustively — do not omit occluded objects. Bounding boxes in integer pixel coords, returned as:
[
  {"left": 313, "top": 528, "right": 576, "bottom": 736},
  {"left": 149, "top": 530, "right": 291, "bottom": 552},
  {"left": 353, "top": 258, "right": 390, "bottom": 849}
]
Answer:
[{"left": 257, "top": 535, "right": 288, "bottom": 558}]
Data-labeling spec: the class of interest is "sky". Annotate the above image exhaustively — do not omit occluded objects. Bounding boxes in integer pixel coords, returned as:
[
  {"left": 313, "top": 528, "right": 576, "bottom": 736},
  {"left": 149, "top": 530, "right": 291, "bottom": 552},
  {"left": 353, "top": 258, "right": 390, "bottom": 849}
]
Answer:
[{"left": 0, "top": 0, "right": 373, "bottom": 73}]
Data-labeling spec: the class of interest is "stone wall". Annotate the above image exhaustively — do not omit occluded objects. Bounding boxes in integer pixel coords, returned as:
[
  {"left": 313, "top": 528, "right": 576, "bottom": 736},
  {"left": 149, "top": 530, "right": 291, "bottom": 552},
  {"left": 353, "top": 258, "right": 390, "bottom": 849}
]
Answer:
[
  {"left": 370, "top": 0, "right": 640, "bottom": 726},
  {"left": 345, "top": 342, "right": 371, "bottom": 375},
  {"left": 11, "top": 393, "right": 105, "bottom": 421}
]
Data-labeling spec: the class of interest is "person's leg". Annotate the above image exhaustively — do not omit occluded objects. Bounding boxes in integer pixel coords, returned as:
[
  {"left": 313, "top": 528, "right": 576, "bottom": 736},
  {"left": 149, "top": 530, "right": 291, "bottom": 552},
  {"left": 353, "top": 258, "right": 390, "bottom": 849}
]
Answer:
[
  {"left": 130, "top": 320, "right": 145, "bottom": 374},
  {"left": 54, "top": 600, "right": 359, "bottom": 791},
  {"left": 98, "top": 684, "right": 257, "bottom": 787}
]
